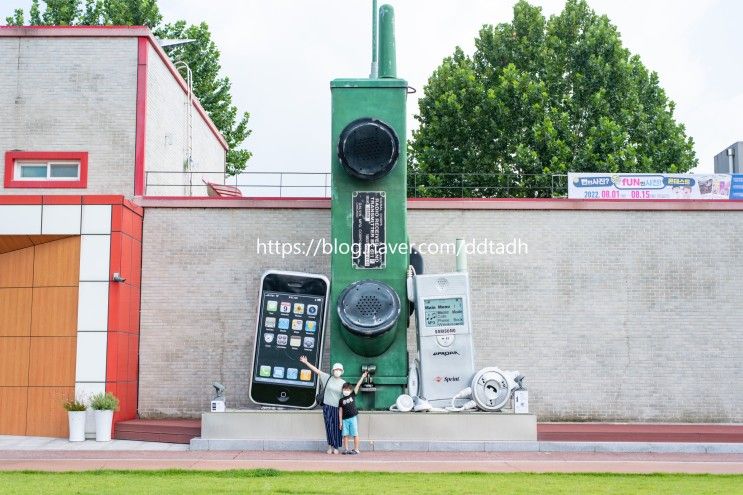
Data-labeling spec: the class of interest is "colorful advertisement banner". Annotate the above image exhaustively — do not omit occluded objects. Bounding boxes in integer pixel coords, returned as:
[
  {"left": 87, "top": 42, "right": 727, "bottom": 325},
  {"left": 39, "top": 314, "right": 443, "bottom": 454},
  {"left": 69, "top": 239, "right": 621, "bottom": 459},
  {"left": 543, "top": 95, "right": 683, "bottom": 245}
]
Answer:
[
  {"left": 568, "top": 173, "right": 734, "bottom": 200},
  {"left": 730, "top": 175, "right": 743, "bottom": 200}
]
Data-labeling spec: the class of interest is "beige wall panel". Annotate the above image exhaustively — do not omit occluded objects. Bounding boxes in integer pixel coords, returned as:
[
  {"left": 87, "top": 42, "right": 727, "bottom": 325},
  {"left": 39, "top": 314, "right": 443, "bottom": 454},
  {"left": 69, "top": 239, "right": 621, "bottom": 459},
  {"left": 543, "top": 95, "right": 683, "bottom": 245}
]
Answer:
[
  {"left": 0, "top": 236, "right": 33, "bottom": 254},
  {"left": 0, "top": 247, "right": 34, "bottom": 288},
  {"left": 28, "top": 235, "right": 71, "bottom": 246},
  {"left": 26, "top": 387, "right": 73, "bottom": 438},
  {"left": 28, "top": 337, "right": 76, "bottom": 387},
  {"left": 31, "top": 287, "right": 78, "bottom": 337},
  {"left": 33, "top": 237, "right": 80, "bottom": 287},
  {"left": 0, "top": 387, "right": 28, "bottom": 435},
  {"left": 0, "top": 337, "right": 30, "bottom": 386},
  {"left": 0, "top": 288, "right": 32, "bottom": 337}
]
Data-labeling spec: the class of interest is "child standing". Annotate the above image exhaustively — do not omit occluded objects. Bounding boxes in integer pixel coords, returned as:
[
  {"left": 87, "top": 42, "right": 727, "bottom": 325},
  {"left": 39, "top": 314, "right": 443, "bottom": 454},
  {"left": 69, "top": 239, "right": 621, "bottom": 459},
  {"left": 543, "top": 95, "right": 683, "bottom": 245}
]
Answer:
[{"left": 338, "top": 370, "right": 368, "bottom": 455}]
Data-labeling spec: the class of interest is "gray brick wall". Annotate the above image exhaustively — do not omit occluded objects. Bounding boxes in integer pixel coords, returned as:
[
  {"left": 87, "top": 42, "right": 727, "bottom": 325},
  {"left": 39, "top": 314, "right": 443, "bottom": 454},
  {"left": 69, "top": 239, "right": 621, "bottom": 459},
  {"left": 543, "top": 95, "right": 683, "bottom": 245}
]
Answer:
[
  {"left": 0, "top": 37, "right": 138, "bottom": 195},
  {"left": 144, "top": 44, "right": 226, "bottom": 196},
  {"left": 0, "top": 36, "right": 226, "bottom": 198},
  {"left": 139, "top": 207, "right": 743, "bottom": 421}
]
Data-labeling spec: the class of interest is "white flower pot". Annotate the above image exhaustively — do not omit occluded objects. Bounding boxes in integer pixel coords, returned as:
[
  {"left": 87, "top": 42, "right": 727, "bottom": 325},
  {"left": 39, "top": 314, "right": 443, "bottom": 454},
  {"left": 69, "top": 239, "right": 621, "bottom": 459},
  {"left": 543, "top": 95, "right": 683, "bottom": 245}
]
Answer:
[
  {"left": 94, "top": 410, "right": 114, "bottom": 442},
  {"left": 68, "top": 411, "right": 86, "bottom": 442}
]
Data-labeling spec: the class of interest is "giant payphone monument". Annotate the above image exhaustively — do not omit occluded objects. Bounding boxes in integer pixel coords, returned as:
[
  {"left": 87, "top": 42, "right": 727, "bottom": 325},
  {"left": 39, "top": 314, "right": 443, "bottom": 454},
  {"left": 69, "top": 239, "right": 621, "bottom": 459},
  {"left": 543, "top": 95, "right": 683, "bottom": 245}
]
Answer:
[
  {"left": 329, "top": 3, "right": 409, "bottom": 410},
  {"left": 196, "top": 2, "right": 537, "bottom": 449}
]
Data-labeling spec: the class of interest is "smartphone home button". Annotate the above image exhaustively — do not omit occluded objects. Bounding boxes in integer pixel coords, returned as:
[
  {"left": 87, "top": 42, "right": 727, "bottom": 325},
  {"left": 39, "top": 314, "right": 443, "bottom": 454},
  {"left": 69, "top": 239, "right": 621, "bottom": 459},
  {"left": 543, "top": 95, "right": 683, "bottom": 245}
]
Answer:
[{"left": 277, "top": 390, "right": 289, "bottom": 403}]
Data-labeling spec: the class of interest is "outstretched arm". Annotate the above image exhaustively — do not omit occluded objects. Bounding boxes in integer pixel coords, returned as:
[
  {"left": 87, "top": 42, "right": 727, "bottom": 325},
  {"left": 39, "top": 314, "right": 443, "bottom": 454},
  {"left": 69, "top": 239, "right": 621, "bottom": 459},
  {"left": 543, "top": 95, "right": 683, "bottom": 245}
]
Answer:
[
  {"left": 354, "top": 371, "right": 369, "bottom": 395},
  {"left": 299, "top": 355, "right": 321, "bottom": 375}
]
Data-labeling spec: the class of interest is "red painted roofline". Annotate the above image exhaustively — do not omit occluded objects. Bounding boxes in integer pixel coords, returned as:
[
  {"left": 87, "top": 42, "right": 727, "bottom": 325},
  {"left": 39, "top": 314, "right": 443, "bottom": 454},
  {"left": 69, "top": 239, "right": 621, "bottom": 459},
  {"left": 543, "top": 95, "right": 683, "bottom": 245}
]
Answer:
[
  {"left": 0, "top": 25, "right": 150, "bottom": 36},
  {"left": 134, "top": 38, "right": 148, "bottom": 196},
  {"left": 0, "top": 25, "right": 229, "bottom": 151},
  {"left": 134, "top": 196, "right": 743, "bottom": 211}
]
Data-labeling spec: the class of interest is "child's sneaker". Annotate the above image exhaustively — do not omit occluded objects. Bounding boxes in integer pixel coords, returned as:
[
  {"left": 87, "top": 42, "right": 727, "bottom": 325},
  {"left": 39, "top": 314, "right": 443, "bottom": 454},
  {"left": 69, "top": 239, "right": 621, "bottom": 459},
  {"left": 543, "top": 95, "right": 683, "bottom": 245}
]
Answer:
[{"left": 349, "top": 449, "right": 359, "bottom": 455}]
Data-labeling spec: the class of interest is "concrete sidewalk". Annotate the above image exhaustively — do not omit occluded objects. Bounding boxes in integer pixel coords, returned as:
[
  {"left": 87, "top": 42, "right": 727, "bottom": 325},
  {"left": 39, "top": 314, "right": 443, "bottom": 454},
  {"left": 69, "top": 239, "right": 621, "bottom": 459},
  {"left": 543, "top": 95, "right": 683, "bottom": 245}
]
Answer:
[
  {"left": 0, "top": 435, "right": 187, "bottom": 451},
  {"left": 0, "top": 436, "right": 741, "bottom": 474},
  {"left": 0, "top": 450, "right": 741, "bottom": 474}
]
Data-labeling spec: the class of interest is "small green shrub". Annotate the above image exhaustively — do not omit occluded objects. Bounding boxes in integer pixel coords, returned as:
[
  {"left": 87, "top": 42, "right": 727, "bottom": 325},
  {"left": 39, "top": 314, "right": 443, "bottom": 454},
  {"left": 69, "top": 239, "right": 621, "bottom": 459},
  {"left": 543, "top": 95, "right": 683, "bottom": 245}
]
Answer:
[
  {"left": 89, "top": 392, "right": 119, "bottom": 411},
  {"left": 63, "top": 398, "right": 87, "bottom": 412}
]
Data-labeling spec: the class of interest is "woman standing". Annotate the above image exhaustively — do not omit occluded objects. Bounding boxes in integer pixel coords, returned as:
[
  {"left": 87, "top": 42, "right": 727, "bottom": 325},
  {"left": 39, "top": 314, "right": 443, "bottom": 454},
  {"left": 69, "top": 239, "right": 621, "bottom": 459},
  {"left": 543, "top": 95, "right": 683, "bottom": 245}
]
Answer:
[{"left": 299, "top": 355, "right": 345, "bottom": 454}]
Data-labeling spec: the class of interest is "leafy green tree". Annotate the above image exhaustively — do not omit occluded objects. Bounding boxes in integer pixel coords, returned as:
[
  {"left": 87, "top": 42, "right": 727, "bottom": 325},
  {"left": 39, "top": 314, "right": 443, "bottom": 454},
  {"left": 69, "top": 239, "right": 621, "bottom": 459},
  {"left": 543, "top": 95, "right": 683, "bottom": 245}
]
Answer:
[
  {"left": 102, "top": 0, "right": 160, "bottom": 27},
  {"left": 409, "top": 0, "right": 697, "bottom": 198},
  {"left": 4, "top": 0, "right": 251, "bottom": 175},
  {"left": 156, "top": 21, "right": 252, "bottom": 175},
  {"left": 5, "top": 8, "right": 24, "bottom": 25}
]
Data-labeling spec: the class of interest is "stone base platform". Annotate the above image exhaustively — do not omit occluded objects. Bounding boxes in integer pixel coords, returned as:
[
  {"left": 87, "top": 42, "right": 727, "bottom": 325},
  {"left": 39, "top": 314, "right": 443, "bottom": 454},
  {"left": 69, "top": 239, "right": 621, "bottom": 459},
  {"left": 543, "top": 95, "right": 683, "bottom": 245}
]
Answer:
[{"left": 191, "top": 410, "right": 537, "bottom": 451}]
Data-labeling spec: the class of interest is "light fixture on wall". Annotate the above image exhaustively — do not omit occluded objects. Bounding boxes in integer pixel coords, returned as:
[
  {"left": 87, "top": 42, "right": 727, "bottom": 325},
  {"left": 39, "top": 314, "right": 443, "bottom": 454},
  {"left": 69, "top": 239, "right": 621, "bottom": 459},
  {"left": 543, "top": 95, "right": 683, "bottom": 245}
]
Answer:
[{"left": 112, "top": 273, "right": 126, "bottom": 283}]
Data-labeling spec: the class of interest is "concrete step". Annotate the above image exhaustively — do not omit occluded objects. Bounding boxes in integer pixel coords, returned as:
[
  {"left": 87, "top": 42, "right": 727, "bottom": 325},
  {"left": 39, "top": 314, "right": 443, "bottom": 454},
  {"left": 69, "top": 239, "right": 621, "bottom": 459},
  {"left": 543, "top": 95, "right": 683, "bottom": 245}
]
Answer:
[{"left": 114, "top": 419, "right": 201, "bottom": 444}]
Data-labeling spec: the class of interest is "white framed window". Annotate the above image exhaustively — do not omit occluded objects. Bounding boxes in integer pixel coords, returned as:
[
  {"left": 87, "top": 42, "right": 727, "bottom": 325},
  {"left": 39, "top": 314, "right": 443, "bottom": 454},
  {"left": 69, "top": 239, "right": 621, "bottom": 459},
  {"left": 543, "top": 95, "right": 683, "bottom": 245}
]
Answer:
[
  {"left": 4, "top": 151, "right": 88, "bottom": 189},
  {"left": 14, "top": 160, "right": 81, "bottom": 181}
]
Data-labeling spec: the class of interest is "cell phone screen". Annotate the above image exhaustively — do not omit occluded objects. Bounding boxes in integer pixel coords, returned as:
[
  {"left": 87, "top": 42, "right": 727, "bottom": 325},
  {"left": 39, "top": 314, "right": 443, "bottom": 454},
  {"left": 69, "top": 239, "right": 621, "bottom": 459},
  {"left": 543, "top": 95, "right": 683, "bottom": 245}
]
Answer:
[{"left": 253, "top": 290, "right": 325, "bottom": 388}]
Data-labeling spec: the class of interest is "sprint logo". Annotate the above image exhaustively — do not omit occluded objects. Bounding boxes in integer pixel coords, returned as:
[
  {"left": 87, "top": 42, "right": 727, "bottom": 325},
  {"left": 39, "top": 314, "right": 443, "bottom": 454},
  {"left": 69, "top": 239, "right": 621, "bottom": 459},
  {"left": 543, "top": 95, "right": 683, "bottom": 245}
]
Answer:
[{"left": 434, "top": 376, "right": 461, "bottom": 383}]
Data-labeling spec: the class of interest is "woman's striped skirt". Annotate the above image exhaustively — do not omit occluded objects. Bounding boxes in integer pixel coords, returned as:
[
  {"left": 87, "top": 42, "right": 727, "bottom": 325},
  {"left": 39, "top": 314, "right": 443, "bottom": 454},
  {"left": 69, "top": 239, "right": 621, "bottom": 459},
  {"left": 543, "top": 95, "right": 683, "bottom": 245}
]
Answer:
[{"left": 322, "top": 404, "right": 342, "bottom": 448}]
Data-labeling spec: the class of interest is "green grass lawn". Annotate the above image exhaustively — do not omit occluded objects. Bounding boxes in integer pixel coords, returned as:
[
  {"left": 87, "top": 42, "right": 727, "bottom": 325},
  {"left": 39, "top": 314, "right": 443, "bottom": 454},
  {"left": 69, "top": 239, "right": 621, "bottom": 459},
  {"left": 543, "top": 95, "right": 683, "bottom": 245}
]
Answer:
[{"left": 0, "top": 470, "right": 740, "bottom": 495}]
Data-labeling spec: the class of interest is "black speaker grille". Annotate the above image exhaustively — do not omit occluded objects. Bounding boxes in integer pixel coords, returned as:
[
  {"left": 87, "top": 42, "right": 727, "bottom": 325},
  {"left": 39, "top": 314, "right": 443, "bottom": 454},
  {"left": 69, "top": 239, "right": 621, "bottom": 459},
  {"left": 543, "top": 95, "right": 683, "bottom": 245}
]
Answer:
[
  {"left": 338, "top": 118, "right": 399, "bottom": 181},
  {"left": 337, "top": 280, "right": 401, "bottom": 337}
]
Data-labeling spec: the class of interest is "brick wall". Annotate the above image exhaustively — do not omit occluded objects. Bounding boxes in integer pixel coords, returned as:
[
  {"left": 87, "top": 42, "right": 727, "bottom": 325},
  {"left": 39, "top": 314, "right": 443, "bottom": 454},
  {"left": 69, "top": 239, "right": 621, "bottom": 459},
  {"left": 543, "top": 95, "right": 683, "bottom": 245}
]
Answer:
[
  {"left": 139, "top": 206, "right": 743, "bottom": 421},
  {"left": 144, "top": 44, "right": 226, "bottom": 196},
  {"left": 0, "top": 37, "right": 138, "bottom": 195}
]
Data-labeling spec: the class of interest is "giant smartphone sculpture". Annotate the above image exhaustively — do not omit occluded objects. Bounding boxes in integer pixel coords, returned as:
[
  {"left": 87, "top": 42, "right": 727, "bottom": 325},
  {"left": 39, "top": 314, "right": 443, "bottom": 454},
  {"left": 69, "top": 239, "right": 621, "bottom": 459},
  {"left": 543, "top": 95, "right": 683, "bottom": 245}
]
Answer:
[{"left": 249, "top": 271, "right": 330, "bottom": 409}]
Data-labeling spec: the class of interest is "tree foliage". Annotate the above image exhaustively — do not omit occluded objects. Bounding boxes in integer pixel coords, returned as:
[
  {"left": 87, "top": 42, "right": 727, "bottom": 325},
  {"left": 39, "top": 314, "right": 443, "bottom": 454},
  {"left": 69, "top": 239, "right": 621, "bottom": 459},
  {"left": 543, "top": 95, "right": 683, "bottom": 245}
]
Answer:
[
  {"left": 5, "top": 0, "right": 251, "bottom": 175},
  {"left": 155, "top": 21, "right": 252, "bottom": 175},
  {"left": 409, "top": 0, "right": 697, "bottom": 198}
]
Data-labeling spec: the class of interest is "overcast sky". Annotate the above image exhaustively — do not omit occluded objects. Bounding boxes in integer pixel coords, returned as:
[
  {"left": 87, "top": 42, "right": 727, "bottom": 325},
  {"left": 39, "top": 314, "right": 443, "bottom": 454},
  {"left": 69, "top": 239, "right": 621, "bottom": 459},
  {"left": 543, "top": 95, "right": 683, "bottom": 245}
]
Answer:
[{"left": 5, "top": 1, "right": 742, "bottom": 175}]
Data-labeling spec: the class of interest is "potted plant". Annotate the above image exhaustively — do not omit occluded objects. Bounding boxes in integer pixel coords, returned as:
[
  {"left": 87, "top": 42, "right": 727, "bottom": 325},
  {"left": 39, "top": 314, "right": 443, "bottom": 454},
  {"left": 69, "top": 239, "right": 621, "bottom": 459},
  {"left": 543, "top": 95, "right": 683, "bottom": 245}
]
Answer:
[
  {"left": 63, "top": 397, "right": 87, "bottom": 442},
  {"left": 89, "top": 392, "right": 119, "bottom": 442}
]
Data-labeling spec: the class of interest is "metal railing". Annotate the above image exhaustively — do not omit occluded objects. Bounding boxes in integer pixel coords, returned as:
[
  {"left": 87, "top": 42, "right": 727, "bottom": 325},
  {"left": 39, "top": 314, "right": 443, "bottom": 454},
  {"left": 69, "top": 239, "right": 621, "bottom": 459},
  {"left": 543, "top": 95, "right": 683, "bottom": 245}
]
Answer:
[
  {"left": 144, "top": 171, "right": 332, "bottom": 198},
  {"left": 410, "top": 173, "right": 568, "bottom": 198},
  {"left": 144, "top": 170, "right": 569, "bottom": 198}
]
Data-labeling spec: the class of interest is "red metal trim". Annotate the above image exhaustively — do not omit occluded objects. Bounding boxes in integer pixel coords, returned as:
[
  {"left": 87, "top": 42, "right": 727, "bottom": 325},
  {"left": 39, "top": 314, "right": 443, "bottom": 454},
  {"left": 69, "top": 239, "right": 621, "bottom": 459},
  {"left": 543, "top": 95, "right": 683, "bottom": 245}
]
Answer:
[
  {"left": 134, "top": 196, "right": 743, "bottom": 211},
  {"left": 4, "top": 151, "right": 88, "bottom": 189},
  {"left": 133, "top": 37, "right": 148, "bottom": 197},
  {"left": 82, "top": 195, "right": 125, "bottom": 205},
  {"left": 0, "top": 26, "right": 150, "bottom": 37},
  {"left": 42, "top": 195, "right": 82, "bottom": 205},
  {"left": 123, "top": 199, "right": 144, "bottom": 217},
  {"left": 0, "top": 195, "right": 43, "bottom": 204}
]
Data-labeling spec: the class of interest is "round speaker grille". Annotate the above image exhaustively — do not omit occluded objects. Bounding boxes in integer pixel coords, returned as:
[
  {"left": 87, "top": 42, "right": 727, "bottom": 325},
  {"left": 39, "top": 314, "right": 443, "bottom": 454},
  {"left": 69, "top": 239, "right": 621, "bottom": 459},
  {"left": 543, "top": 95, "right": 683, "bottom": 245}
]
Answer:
[
  {"left": 435, "top": 278, "right": 449, "bottom": 291},
  {"left": 337, "top": 280, "right": 401, "bottom": 337},
  {"left": 338, "top": 118, "right": 399, "bottom": 181}
]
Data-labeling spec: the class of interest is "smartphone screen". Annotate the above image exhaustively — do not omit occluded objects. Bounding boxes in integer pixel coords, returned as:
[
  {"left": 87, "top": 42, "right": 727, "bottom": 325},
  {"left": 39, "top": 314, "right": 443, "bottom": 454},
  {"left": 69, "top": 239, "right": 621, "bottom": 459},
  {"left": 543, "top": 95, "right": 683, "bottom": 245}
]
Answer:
[
  {"left": 254, "top": 291, "right": 324, "bottom": 387},
  {"left": 250, "top": 272, "right": 328, "bottom": 408}
]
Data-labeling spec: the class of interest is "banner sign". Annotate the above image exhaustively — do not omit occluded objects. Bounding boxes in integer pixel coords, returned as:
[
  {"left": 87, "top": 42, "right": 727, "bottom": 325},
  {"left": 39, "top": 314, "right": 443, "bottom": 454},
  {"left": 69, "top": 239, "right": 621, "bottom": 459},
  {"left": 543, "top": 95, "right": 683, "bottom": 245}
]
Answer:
[
  {"left": 730, "top": 175, "right": 743, "bottom": 200},
  {"left": 568, "top": 173, "right": 734, "bottom": 200}
]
